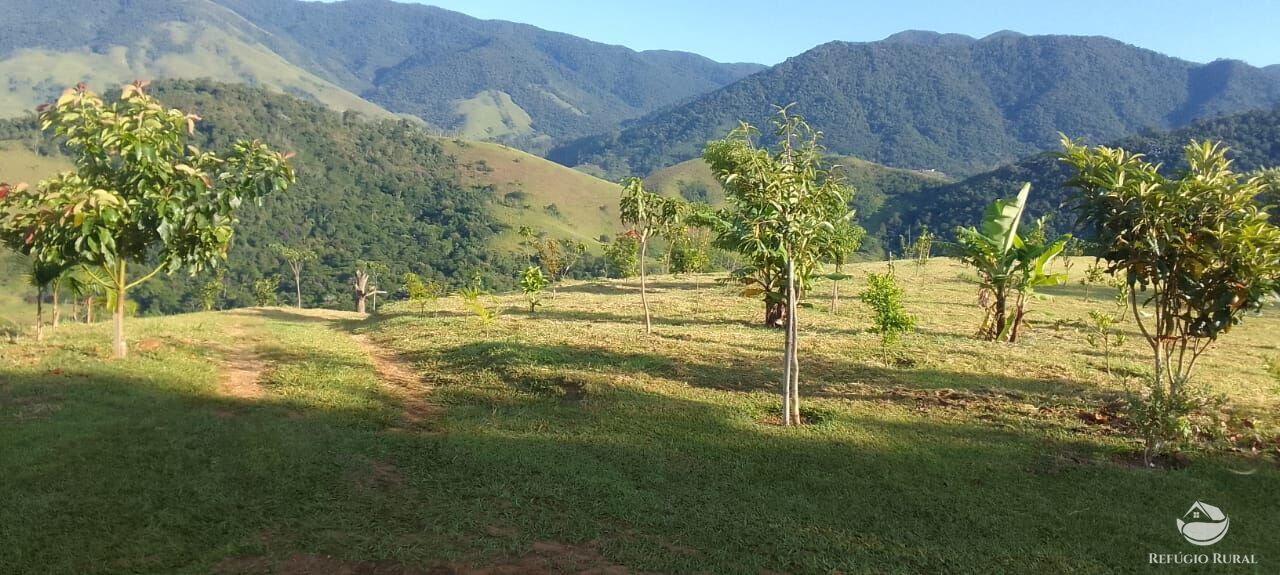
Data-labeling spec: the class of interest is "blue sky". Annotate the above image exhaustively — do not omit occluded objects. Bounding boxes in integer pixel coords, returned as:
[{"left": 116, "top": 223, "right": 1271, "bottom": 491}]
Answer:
[{"left": 377, "top": 0, "right": 1279, "bottom": 66}]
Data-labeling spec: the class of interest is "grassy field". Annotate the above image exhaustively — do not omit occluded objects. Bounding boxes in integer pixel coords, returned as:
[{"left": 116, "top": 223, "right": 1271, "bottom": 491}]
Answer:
[
  {"left": 441, "top": 138, "right": 621, "bottom": 250},
  {"left": 2, "top": 258, "right": 1277, "bottom": 574}
]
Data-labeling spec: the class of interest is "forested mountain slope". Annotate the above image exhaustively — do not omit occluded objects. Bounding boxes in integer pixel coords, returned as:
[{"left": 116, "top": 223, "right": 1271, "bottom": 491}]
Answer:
[
  {"left": 549, "top": 32, "right": 1280, "bottom": 177},
  {"left": 886, "top": 105, "right": 1280, "bottom": 242},
  {"left": 0, "top": 81, "right": 622, "bottom": 313}
]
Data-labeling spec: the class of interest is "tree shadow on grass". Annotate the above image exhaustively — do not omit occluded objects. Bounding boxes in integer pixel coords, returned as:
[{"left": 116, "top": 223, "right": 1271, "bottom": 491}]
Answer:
[
  {"left": 419, "top": 339, "right": 1094, "bottom": 403},
  {"left": 4, "top": 345, "right": 1275, "bottom": 574}
]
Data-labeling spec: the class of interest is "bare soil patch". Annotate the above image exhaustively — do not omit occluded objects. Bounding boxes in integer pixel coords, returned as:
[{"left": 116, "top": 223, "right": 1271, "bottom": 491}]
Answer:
[
  {"left": 351, "top": 333, "right": 442, "bottom": 431},
  {"left": 217, "top": 322, "right": 267, "bottom": 400}
]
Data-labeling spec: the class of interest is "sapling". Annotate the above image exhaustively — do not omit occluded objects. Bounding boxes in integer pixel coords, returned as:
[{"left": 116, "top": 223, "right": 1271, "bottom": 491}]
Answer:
[
  {"left": 520, "top": 266, "right": 549, "bottom": 313},
  {"left": 253, "top": 275, "right": 281, "bottom": 307},
  {"left": 859, "top": 262, "right": 917, "bottom": 365},
  {"left": 1085, "top": 310, "right": 1127, "bottom": 376}
]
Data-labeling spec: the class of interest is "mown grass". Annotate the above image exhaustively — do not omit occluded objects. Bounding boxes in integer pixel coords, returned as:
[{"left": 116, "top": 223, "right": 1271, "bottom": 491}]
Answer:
[{"left": 1, "top": 259, "right": 1277, "bottom": 574}]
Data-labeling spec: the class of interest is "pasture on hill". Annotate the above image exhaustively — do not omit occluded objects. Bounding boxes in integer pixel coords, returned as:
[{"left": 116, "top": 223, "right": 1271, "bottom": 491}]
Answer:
[{"left": 2, "top": 258, "right": 1277, "bottom": 574}]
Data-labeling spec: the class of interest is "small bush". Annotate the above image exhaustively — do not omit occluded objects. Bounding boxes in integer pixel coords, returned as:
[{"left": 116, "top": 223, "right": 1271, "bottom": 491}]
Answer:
[
  {"left": 253, "top": 276, "right": 281, "bottom": 307},
  {"left": 859, "top": 266, "right": 917, "bottom": 365},
  {"left": 520, "top": 266, "right": 549, "bottom": 312}
]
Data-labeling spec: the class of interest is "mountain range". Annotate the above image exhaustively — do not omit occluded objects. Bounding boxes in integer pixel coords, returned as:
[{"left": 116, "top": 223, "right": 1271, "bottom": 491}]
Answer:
[
  {"left": 549, "top": 31, "right": 1280, "bottom": 177},
  {"left": 0, "top": 0, "right": 762, "bottom": 153}
]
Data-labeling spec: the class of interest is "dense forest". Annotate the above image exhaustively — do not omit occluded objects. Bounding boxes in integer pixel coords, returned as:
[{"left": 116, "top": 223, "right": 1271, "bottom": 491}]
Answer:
[
  {"left": 549, "top": 32, "right": 1280, "bottom": 177},
  {"left": 0, "top": 80, "right": 536, "bottom": 313},
  {"left": 887, "top": 105, "right": 1280, "bottom": 242}
]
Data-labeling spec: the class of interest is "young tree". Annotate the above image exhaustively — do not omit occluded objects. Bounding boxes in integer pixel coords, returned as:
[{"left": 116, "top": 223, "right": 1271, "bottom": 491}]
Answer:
[
  {"left": 954, "top": 183, "right": 1070, "bottom": 342},
  {"left": 604, "top": 231, "right": 640, "bottom": 279},
  {"left": 702, "top": 108, "right": 852, "bottom": 426},
  {"left": 911, "top": 225, "right": 934, "bottom": 275},
  {"left": 253, "top": 275, "right": 281, "bottom": 307},
  {"left": 520, "top": 265, "right": 549, "bottom": 312},
  {"left": 819, "top": 214, "right": 864, "bottom": 313},
  {"left": 859, "top": 263, "right": 917, "bottom": 365},
  {"left": 1061, "top": 138, "right": 1280, "bottom": 463},
  {"left": 271, "top": 243, "right": 317, "bottom": 309},
  {"left": 402, "top": 271, "right": 440, "bottom": 315},
  {"left": 0, "top": 83, "right": 294, "bottom": 358},
  {"left": 24, "top": 261, "right": 68, "bottom": 342},
  {"left": 619, "top": 178, "right": 683, "bottom": 334},
  {"left": 200, "top": 270, "right": 226, "bottom": 312}
]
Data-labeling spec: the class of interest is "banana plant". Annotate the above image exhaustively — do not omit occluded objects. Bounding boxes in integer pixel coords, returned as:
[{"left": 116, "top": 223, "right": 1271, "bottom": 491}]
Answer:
[{"left": 954, "top": 183, "right": 1070, "bottom": 342}]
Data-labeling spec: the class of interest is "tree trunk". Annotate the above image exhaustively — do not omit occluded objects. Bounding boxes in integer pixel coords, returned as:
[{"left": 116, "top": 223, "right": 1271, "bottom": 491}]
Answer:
[
  {"left": 765, "top": 300, "right": 786, "bottom": 328},
  {"left": 356, "top": 293, "right": 366, "bottom": 314},
  {"left": 830, "top": 264, "right": 840, "bottom": 314},
  {"left": 85, "top": 297, "right": 94, "bottom": 324},
  {"left": 51, "top": 286, "right": 60, "bottom": 327},
  {"left": 35, "top": 286, "right": 44, "bottom": 342},
  {"left": 113, "top": 262, "right": 128, "bottom": 359},
  {"left": 293, "top": 266, "right": 303, "bottom": 309},
  {"left": 639, "top": 236, "right": 652, "bottom": 334},
  {"left": 789, "top": 267, "right": 801, "bottom": 425},
  {"left": 993, "top": 289, "right": 1008, "bottom": 341},
  {"left": 781, "top": 256, "right": 795, "bottom": 425}
]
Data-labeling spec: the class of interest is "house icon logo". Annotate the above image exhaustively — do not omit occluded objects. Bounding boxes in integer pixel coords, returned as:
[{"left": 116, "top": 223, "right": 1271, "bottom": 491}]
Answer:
[{"left": 1177, "top": 501, "right": 1230, "bottom": 546}]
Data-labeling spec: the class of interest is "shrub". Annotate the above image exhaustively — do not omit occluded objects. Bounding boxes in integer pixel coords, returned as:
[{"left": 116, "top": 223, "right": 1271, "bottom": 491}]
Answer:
[
  {"left": 253, "top": 276, "right": 281, "bottom": 307},
  {"left": 859, "top": 264, "right": 917, "bottom": 365},
  {"left": 520, "top": 266, "right": 549, "bottom": 312}
]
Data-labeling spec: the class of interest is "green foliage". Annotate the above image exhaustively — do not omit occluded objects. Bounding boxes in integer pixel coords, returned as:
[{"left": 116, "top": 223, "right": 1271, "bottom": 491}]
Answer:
[
  {"left": 519, "top": 226, "right": 587, "bottom": 283},
  {"left": 620, "top": 177, "right": 686, "bottom": 334},
  {"left": 1127, "top": 384, "right": 1221, "bottom": 467},
  {"left": 859, "top": 266, "right": 917, "bottom": 364},
  {"left": 0, "top": 82, "right": 294, "bottom": 357},
  {"left": 603, "top": 232, "right": 640, "bottom": 279},
  {"left": 1062, "top": 137, "right": 1280, "bottom": 463},
  {"left": 668, "top": 229, "right": 712, "bottom": 276},
  {"left": 458, "top": 283, "right": 501, "bottom": 326},
  {"left": 253, "top": 276, "right": 280, "bottom": 307},
  {"left": 199, "top": 271, "right": 225, "bottom": 312},
  {"left": 271, "top": 243, "right": 317, "bottom": 308},
  {"left": 700, "top": 109, "right": 852, "bottom": 328},
  {"left": 700, "top": 107, "right": 854, "bottom": 426},
  {"left": 550, "top": 35, "right": 1280, "bottom": 178},
  {"left": 1084, "top": 310, "right": 1126, "bottom": 376},
  {"left": 402, "top": 272, "right": 442, "bottom": 315},
  {"left": 519, "top": 266, "right": 549, "bottom": 313},
  {"left": 894, "top": 106, "right": 1280, "bottom": 247},
  {"left": 1, "top": 80, "right": 514, "bottom": 314},
  {"left": 1080, "top": 259, "right": 1106, "bottom": 301},
  {"left": 953, "top": 184, "right": 1070, "bottom": 342}
]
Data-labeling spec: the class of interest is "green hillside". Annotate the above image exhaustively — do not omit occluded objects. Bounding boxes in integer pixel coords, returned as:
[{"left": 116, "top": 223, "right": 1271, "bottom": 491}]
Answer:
[
  {"left": 549, "top": 32, "right": 1280, "bottom": 177},
  {"left": 206, "top": 0, "right": 765, "bottom": 151},
  {"left": 891, "top": 105, "right": 1280, "bottom": 242},
  {"left": 440, "top": 139, "right": 621, "bottom": 249},
  {"left": 0, "top": 1, "right": 391, "bottom": 120},
  {"left": 0, "top": 81, "right": 629, "bottom": 314}
]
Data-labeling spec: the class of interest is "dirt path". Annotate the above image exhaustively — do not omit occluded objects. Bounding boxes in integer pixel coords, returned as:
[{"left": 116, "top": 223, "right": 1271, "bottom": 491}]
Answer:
[
  {"left": 217, "top": 322, "right": 267, "bottom": 399},
  {"left": 351, "top": 333, "right": 442, "bottom": 431}
]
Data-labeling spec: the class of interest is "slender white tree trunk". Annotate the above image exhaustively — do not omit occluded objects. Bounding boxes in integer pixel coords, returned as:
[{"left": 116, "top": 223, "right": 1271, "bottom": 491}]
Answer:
[
  {"left": 781, "top": 255, "right": 795, "bottom": 425},
  {"left": 789, "top": 262, "right": 801, "bottom": 425},
  {"left": 293, "top": 264, "right": 303, "bottom": 309},
  {"left": 640, "top": 235, "right": 652, "bottom": 334}
]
